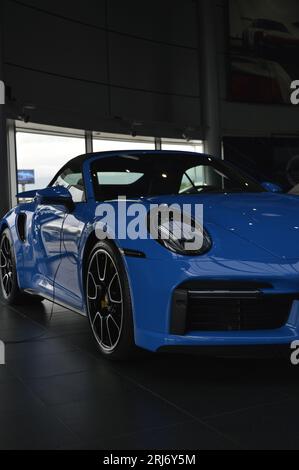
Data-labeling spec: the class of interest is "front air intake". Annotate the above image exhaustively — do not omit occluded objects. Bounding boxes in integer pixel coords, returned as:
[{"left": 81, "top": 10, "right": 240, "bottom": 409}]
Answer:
[{"left": 170, "top": 282, "right": 295, "bottom": 334}]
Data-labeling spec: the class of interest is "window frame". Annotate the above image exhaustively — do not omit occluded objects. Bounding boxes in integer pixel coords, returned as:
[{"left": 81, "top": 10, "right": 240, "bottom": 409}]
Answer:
[{"left": 49, "top": 159, "right": 87, "bottom": 204}]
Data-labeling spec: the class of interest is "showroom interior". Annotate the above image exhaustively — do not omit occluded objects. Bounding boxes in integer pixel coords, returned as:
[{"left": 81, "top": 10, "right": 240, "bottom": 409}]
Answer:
[{"left": 1, "top": 0, "right": 299, "bottom": 451}]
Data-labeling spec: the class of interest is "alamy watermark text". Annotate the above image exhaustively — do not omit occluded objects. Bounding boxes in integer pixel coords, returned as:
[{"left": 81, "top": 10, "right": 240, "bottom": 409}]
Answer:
[
  {"left": 0, "top": 340, "right": 5, "bottom": 365},
  {"left": 0, "top": 80, "right": 4, "bottom": 105}
]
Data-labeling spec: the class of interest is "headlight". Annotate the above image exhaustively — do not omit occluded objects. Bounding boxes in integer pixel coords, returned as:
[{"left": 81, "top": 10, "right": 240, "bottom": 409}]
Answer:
[{"left": 147, "top": 208, "right": 212, "bottom": 256}]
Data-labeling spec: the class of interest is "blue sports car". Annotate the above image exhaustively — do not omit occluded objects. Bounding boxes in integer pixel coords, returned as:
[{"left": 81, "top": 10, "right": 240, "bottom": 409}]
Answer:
[{"left": 1, "top": 150, "right": 299, "bottom": 359}]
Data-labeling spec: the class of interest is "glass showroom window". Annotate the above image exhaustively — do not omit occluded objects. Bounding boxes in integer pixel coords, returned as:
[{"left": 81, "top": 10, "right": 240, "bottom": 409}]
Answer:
[
  {"left": 93, "top": 132, "right": 155, "bottom": 152},
  {"left": 162, "top": 139, "right": 204, "bottom": 153},
  {"left": 16, "top": 131, "right": 85, "bottom": 192}
]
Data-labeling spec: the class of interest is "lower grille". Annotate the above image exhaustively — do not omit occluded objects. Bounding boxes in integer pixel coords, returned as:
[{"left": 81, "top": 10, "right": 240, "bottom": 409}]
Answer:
[
  {"left": 170, "top": 283, "right": 296, "bottom": 334},
  {"left": 186, "top": 296, "right": 292, "bottom": 332}
]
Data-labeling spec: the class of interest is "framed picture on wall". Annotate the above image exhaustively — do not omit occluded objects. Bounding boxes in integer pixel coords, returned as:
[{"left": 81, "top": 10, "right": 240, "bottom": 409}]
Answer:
[{"left": 228, "top": 0, "right": 299, "bottom": 104}]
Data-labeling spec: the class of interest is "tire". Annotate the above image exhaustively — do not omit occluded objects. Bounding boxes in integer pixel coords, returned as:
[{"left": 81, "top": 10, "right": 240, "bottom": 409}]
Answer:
[
  {"left": 85, "top": 240, "right": 139, "bottom": 360},
  {"left": 0, "top": 228, "right": 43, "bottom": 305},
  {"left": 0, "top": 228, "right": 25, "bottom": 305}
]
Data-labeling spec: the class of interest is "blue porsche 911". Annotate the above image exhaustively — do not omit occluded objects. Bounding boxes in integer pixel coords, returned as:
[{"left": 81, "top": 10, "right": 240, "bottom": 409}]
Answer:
[{"left": 1, "top": 150, "right": 299, "bottom": 359}]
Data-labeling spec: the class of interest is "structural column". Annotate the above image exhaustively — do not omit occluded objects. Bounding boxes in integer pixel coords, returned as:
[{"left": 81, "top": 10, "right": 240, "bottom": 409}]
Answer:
[
  {"left": 0, "top": 3, "right": 10, "bottom": 216},
  {"left": 199, "top": 0, "right": 221, "bottom": 157}
]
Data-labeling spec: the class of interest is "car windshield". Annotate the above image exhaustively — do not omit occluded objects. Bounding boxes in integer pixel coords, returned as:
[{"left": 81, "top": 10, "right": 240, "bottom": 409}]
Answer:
[
  {"left": 254, "top": 19, "right": 288, "bottom": 33},
  {"left": 90, "top": 153, "right": 264, "bottom": 201}
]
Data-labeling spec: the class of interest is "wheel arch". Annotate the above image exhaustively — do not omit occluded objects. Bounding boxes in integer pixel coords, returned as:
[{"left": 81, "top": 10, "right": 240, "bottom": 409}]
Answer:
[
  {"left": 81, "top": 230, "right": 120, "bottom": 295},
  {"left": 81, "top": 230, "right": 136, "bottom": 332},
  {"left": 82, "top": 230, "right": 139, "bottom": 357},
  {"left": 0, "top": 220, "right": 9, "bottom": 235}
]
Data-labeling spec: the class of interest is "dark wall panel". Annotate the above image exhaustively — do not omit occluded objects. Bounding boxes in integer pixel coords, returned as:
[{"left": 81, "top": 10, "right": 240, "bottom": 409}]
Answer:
[
  {"left": 111, "top": 87, "right": 201, "bottom": 125},
  {"left": 108, "top": 0, "right": 198, "bottom": 48},
  {"left": 3, "top": 0, "right": 202, "bottom": 137},
  {"left": 109, "top": 33, "right": 199, "bottom": 96},
  {"left": 4, "top": 1, "right": 108, "bottom": 83},
  {"left": 17, "top": 0, "right": 107, "bottom": 28},
  {"left": 5, "top": 64, "right": 109, "bottom": 115}
]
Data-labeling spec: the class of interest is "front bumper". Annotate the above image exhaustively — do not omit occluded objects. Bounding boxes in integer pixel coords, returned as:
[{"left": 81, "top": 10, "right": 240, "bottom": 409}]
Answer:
[{"left": 124, "top": 255, "right": 299, "bottom": 352}]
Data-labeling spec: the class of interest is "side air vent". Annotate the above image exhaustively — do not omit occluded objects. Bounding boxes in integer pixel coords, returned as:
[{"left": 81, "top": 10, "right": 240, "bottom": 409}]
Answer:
[{"left": 16, "top": 213, "right": 27, "bottom": 242}]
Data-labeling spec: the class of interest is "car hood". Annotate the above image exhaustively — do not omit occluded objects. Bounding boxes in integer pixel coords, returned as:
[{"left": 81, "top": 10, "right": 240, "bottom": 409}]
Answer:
[{"left": 144, "top": 192, "right": 299, "bottom": 260}]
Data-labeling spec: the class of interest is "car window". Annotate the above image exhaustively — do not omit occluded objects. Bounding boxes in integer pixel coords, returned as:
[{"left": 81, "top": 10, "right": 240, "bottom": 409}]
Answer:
[
  {"left": 179, "top": 165, "right": 233, "bottom": 193},
  {"left": 96, "top": 171, "right": 144, "bottom": 185},
  {"left": 52, "top": 166, "right": 86, "bottom": 203},
  {"left": 91, "top": 154, "right": 264, "bottom": 201},
  {"left": 180, "top": 166, "right": 204, "bottom": 193}
]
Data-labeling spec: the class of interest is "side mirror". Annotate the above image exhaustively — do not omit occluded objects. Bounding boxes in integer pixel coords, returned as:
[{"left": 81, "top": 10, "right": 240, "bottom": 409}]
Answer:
[
  {"left": 17, "top": 189, "right": 39, "bottom": 199},
  {"left": 261, "top": 181, "right": 283, "bottom": 193},
  {"left": 35, "top": 186, "right": 74, "bottom": 211}
]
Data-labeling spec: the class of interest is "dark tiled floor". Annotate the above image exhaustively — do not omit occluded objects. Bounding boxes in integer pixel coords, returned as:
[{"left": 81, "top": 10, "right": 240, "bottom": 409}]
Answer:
[{"left": 0, "top": 299, "right": 298, "bottom": 449}]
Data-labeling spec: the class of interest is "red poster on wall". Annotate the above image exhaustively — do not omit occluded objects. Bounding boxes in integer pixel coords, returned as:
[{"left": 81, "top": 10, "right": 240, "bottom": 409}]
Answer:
[{"left": 229, "top": 0, "right": 299, "bottom": 104}]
